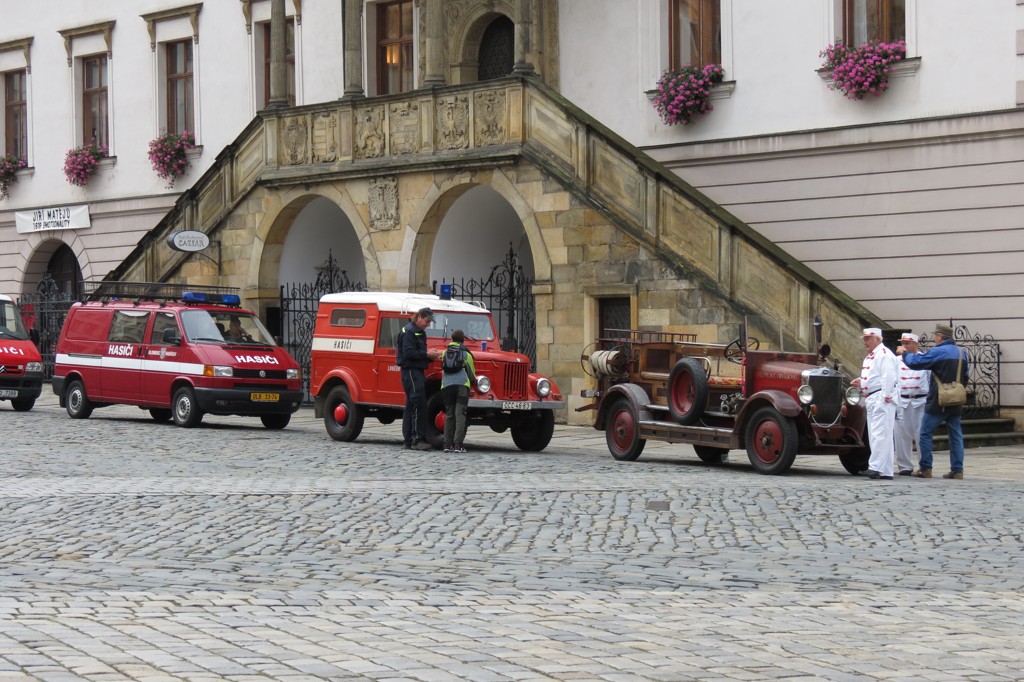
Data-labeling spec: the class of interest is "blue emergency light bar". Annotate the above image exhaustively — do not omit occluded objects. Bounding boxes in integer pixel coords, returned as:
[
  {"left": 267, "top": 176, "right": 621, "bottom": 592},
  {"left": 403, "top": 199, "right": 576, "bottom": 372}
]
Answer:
[
  {"left": 182, "top": 291, "right": 241, "bottom": 305},
  {"left": 439, "top": 283, "right": 453, "bottom": 300}
]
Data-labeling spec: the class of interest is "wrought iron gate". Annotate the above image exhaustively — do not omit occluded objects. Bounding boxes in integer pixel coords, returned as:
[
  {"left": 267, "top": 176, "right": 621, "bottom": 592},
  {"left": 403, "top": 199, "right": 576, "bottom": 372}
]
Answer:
[
  {"left": 279, "top": 252, "right": 365, "bottom": 404},
  {"left": 435, "top": 245, "right": 536, "bottom": 368},
  {"left": 920, "top": 323, "right": 1000, "bottom": 419},
  {"left": 16, "top": 273, "right": 80, "bottom": 380}
]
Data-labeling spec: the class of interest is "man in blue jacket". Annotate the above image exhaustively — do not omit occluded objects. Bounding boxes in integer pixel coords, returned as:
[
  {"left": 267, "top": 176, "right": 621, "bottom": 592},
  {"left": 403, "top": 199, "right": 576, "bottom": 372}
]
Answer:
[
  {"left": 396, "top": 307, "right": 441, "bottom": 450},
  {"left": 898, "top": 322, "right": 970, "bottom": 479}
]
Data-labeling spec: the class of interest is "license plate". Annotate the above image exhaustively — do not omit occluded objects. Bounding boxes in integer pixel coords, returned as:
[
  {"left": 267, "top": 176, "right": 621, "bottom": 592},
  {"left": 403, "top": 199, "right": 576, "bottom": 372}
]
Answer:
[
  {"left": 251, "top": 392, "right": 280, "bottom": 402},
  {"left": 0, "top": 389, "right": 17, "bottom": 399},
  {"left": 502, "top": 401, "right": 530, "bottom": 410}
]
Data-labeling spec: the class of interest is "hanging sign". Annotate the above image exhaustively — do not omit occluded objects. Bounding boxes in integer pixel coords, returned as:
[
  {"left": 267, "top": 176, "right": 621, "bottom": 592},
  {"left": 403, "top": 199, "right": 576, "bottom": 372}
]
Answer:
[
  {"left": 167, "top": 230, "right": 211, "bottom": 252},
  {"left": 15, "top": 205, "right": 91, "bottom": 234}
]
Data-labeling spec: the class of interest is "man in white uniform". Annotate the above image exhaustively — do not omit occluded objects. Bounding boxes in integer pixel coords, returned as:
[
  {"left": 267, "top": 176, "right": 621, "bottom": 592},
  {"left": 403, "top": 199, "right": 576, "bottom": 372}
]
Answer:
[
  {"left": 895, "top": 332, "right": 930, "bottom": 476},
  {"left": 851, "top": 328, "right": 899, "bottom": 480}
]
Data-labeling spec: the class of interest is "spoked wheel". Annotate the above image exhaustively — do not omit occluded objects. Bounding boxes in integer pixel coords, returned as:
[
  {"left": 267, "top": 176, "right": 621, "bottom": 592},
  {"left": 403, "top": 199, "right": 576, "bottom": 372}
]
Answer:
[
  {"left": 725, "top": 337, "right": 760, "bottom": 364},
  {"left": 744, "top": 406, "right": 797, "bottom": 475},
  {"left": 605, "top": 398, "right": 646, "bottom": 461},
  {"left": 324, "top": 385, "right": 364, "bottom": 442},
  {"left": 668, "top": 358, "right": 708, "bottom": 425},
  {"left": 694, "top": 445, "right": 729, "bottom": 464}
]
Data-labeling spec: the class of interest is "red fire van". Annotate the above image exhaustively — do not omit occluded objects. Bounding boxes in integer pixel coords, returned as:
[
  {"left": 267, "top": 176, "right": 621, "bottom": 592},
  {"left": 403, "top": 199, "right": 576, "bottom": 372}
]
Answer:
[
  {"left": 52, "top": 282, "right": 302, "bottom": 428},
  {"left": 0, "top": 294, "right": 44, "bottom": 411}
]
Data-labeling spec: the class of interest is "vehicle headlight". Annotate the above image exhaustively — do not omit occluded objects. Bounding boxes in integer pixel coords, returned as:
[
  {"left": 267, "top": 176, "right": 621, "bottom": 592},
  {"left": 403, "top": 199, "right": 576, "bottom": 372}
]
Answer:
[
  {"left": 287, "top": 368, "right": 301, "bottom": 380},
  {"left": 204, "top": 365, "right": 233, "bottom": 377},
  {"left": 26, "top": 362, "right": 43, "bottom": 373},
  {"left": 797, "top": 384, "right": 814, "bottom": 405},
  {"left": 845, "top": 386, "right": 862, "bottom": 406},
  {"left": 536, "top": 378, "right": 551, "bottom": 397},
  {"left": 475, "top": 375, "right": 491, "bottom": 394}
]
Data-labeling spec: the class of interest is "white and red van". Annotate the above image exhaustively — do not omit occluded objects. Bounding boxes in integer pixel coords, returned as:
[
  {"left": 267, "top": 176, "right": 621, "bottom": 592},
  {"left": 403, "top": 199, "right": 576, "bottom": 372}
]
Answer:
[
  {"left": 52, "top": 282, "right": 302, "bottom": 428},
  {"left": 311, "top": 292, "right": 564, "bottom": 451},
  {"left": 0, "top": 294, "right": 44, "bottom": 412}
]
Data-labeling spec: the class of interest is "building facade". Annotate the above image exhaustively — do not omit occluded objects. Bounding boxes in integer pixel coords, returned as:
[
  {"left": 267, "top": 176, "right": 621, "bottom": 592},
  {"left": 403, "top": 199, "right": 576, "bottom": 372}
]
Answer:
[{"left": 2, "top": 1, "right": 1021, "bottom": 422}]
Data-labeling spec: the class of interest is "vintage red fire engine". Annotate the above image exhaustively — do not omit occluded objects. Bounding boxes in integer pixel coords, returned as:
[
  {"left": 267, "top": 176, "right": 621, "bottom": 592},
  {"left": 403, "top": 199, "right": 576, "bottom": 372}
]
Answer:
[
  {"left": 52, "top": 282, "right": 302, "bottom": 428},
  {"left": 0, "top": 294, "right": 44, "bottom": 412},
  {"left": 578, "top": 316, "right": 869, "bottom": 475},
  {"left": 311, "top": 291, "right": 564, "bottom": 451}
]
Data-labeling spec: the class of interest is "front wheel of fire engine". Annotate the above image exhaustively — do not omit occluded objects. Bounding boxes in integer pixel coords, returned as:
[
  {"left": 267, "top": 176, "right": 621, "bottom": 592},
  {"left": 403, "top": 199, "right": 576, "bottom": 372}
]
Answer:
[
  {"left": 11, "top": 397, "right": 35, "bottom": 412},
  {"left": 839, "top": 448, "right": 870, "bottom": 475},
  {"left": 744, "top": 407, "right": 798, "bottom": 475},
  {"left": 324, "top": 385, "right": 364, "bottom": 442},
  {"left": 65, "top": 380, "right": 93, "bottom": 419},
  {"left": 694, "top": 445, "right": 729, "bottom": 464},
  {"left": 261, "top": 414, "right": 291, "bottom": 430},
  {"left": 424, "top": 392, "right": 446, "bottom": 450},
  {"left": 511, "top": 411, "right": 555, "bottom": 452},
  {"left": 148, "top": 408, "right": 172, "bottom": 423},
  {"left": 668, "top": 358, "right": 708, "bottom": 425},
  {"left": 172, "top": 386, "right": 204, "bottom": 428},
  {"left": 605, "top": 398, "right": 646, "bottom": 461}
]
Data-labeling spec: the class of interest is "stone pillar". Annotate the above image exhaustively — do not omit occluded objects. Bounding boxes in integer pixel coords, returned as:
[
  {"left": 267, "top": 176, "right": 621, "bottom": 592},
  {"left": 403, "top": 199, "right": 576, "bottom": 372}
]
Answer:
[
  {"left": 512, "top": 0, "right": 536, "bottom": 76},
  {"left": 342, "top": 0, "right": 365, "bottom": 99},
  {"left": 267, "top": 0, "right": 290, "bottom": 108},
  {"left": 422, "top": 0, "right": 445, "bottom": 87}
]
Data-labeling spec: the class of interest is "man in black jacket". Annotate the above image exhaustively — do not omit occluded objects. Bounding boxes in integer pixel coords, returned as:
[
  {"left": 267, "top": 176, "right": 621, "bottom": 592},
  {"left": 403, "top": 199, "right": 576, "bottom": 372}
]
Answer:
[{"left": 396, "top": 307, "right": 441, "bottom": 450}]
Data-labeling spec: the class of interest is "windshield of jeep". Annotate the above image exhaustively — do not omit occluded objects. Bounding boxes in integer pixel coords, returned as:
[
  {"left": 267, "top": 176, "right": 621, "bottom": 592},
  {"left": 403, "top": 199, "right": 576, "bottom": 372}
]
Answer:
[
  {"left": 0, "top": 301, "right": 31, "bottom": 340},
  {"left": 424, "top": 311, "right": 496, "bottom": 342},
  {"left": 181, "top": 310, "right": 277, "bottom": 346}
]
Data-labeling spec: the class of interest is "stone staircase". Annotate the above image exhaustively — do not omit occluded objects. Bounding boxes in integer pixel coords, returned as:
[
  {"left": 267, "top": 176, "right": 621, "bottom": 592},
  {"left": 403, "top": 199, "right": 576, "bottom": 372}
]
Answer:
[{"left": 932, "top": 416, "right": 1024, "bottom": 450}]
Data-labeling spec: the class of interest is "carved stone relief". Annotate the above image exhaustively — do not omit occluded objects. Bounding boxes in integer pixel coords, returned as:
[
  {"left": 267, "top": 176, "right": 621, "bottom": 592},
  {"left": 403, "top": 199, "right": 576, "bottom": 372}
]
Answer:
[
  {"left": 389, "top": 102, "right": 421, "bottom": 155},
  {"left": 436, "top": 95, "right": 470, "bottom": 150},
  {"left": 474, "top": 89, "right": 506, "bottom": 146},
  {"left": 369, "top": 176, "right": 400, "bottom": 231},
  {"left": 279, "top": 115, "right": 308, "bottom": 165},
  {"left": 312, "top": 112, "right": 338, "bottom": 164},
  {"left": 354, "top": 105, "right": 386, "bottom": 159}
]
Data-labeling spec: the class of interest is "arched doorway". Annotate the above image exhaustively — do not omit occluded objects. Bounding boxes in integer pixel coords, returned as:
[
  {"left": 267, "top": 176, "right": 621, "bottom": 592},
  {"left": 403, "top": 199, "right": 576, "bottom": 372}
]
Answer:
[
  {"left": 478, "top": 16, "right": 514, "bottom": 81},
  {"left": 430, "top": 185, "right": 537, "bottom": 364},
  {"left": 275, "top": 196, "right": 367, "bottom": 402}
]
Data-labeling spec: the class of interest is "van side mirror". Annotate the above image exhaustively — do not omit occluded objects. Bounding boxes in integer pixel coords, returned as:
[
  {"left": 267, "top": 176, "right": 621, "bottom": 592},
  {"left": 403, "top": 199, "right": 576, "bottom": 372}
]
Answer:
[
  {"left": 30, "top": 328, "right": 40, "bottom": 346},
  {"left": 274, "top": 335, "right": 283, "bottom": 346},
  {"left": 162, "top": 327, "right": 182, "bottom": 345}
]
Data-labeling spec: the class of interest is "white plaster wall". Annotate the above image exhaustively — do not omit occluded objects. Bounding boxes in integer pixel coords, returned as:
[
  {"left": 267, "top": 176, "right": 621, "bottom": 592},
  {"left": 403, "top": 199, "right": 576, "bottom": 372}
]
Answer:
[{"left": 559, "top": 0, "right": 1020, "bottom": 146}]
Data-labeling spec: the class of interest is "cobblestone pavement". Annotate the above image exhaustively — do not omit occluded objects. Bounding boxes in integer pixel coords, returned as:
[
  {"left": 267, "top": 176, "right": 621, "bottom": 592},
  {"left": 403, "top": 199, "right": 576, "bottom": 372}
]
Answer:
[{"left": 1, "top": 393, "right": 1023, "bottom": 681}]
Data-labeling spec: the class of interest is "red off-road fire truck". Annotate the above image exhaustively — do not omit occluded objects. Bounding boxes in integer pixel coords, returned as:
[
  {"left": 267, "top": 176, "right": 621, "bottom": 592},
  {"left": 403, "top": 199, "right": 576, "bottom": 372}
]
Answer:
[
  {"left": 0, "top": 294, "right": 44, "bottom": 412},
  {"left": 311, "top": 292, "right": 564, "bottom": 451},
  {"left": 578, "top": 316, "right": 870, "bottom": 475}
]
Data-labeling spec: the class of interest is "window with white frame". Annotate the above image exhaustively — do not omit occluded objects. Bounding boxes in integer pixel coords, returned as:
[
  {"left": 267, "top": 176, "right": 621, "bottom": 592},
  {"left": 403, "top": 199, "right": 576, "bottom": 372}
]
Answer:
[
  {"left": 3, "top": 69, "right": 28, "bottom": 159},
  {"left": 844, "top": 0, "right": 905, "bottom": 44},
  {"left": 58, "top": 21, "right": 114, "bottom": 150},
  {"left": 375, "top": 0, "right": 415, "bottom": 95},
  {"left": 670, "top": 0, "right": 721, "bottom": 66},
  {"left": 258, "top": 18, "right": 296, "bottom": 107},
  {"left": 142, "top": 4, "right": 201, "bottom": 139},
  {"left": 165, "top": 40, "right": 193, "bottom": 135},
  {"left": 82, "top": 55, "right": 108, "bottom": 147}
]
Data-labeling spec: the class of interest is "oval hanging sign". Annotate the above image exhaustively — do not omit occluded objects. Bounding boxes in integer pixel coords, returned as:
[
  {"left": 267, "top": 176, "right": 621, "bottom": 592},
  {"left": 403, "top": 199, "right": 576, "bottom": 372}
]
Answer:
[{"left": 167, "top": 230, "right": 210, "bottom": 252}]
